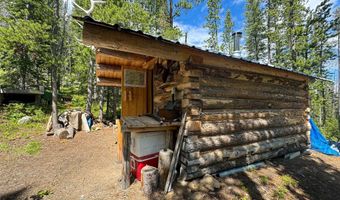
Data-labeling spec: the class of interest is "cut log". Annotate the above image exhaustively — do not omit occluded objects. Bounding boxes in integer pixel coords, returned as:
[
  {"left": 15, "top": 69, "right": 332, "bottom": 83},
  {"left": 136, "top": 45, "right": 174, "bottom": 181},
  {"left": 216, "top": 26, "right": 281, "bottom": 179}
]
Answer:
[
  {"left": 194, "top": 116, "right": 306, "bottom": 135},
  {"left": 141, "top": 165, "right": 159, "bottom": 196},
  {"left": 158, "top": 149, "right": 173, "bottom": 189},
  {"left": 181, "top": 134, "right": 307, "bottom": 167},
  {"left": 183, "top": 124, "right": 308, "bottom": 152},
  {"left": 200, "top": 109, "right": 305, "bottom": 121},
  {"left": 202, "top": 98, "right": 306, "bottom": 110},
  {"left": 184, "top": 143, "right": 308, "bottom": 180}
]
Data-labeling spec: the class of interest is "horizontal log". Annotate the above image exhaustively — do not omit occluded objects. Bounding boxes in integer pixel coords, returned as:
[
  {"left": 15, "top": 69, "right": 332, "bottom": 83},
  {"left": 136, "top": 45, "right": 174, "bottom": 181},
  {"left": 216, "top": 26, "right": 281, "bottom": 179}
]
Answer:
[
  {"left": 200, "top": 76, "right": 308, "bottom": 97},
  {"left": 183, "top": 143, "right": 307, "bottom": 179},
  {"left": 177, "top": 82, "right": 200, "bottom": 90},
  {"left": 201, "top": 87, "right": 307, "bottom": 103},
  {"left": 199, "top": 67, "right": 308, "bottom": 89},
  {"left": 197, "top": 116, "right": 306, "bottom": 135},
  {"left": 183, "top": 124, "right": 308, "bottom": 152},
  {"left": 96, "top": 77, "right": 121, "bottom": 87},
  {"left": 200, "top": 109, "right": 306, "bottom": 121},
  {"left": 96, "top": 64, "right": 121, "bottom": 79},
  {"left": 181, "top": 134, "right": 307, "bottom": 167},
  {"left": 202, "top": 98, "right": 306, "bottom": 110}
]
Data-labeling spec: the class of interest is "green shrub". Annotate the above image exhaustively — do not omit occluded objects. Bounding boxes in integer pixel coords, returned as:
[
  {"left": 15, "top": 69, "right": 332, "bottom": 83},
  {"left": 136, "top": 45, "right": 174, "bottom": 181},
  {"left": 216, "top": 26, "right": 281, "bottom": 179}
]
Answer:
[
  {"left": 71, "top": 95, "right": 86, "bottom": 109},
  {"left": 259, "top": 175, "right": 269, "bottom": 185},
  {"left": 24, "top": 140, "right": 41, "bottom": 155},
  {"left": 281, "top": 175, "right": 298, "bottom": 188},
  {"left": 273, "top": 186, "right": 288, "bottom": 200},
  {"left": 3, "top": 103, "right": 48, "bottom": 123}
]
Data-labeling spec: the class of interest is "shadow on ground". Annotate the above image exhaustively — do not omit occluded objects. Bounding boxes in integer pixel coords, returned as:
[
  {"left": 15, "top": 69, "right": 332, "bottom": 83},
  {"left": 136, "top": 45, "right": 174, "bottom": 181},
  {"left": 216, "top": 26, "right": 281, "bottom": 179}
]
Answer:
[
  {"left": 165, "top": 153, "right": 340, "bottom": 200},
  {"left": 0, "top": 187, "right": 27, "bottom": 200}
]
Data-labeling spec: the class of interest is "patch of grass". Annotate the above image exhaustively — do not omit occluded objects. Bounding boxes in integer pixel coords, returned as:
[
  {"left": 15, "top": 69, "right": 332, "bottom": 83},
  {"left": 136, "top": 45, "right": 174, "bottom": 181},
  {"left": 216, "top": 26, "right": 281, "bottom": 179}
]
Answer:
[
  {"left": 30, "top": 189, "right": 52, "bottom": 199},
  {"left": 240, "top": 184, "right": 249, "bottom": 194},
  {"left": 259, "top": 175, "right": 269, "bottom": 185},
  {"left": 281, "top": 175, "right": 298, "bottom": 188},
  {"left": 37, "top": 189, "right": 52, "bottom": 197},
  {"left": 0, "top": 142, "right": 10, "bottom": 153},
  {"left": 24, "top": 141, "right": 41, "bottom": 155},
  {"left": 273, "top": 186, "right": 288, "bottom": 200}
]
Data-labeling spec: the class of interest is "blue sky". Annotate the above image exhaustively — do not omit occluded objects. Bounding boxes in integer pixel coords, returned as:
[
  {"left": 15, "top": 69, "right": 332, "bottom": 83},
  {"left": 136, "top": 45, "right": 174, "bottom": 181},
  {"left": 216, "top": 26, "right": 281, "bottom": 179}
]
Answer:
[{"left": 175, "top": 0, "right": 340, "bottom": 81}]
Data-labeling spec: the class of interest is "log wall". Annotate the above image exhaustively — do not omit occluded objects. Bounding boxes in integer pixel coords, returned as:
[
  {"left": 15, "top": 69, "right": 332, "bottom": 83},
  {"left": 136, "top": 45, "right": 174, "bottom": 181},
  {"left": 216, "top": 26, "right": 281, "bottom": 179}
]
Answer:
[{"left": 179, "top": 63, "right": 310, "bottom": 180}]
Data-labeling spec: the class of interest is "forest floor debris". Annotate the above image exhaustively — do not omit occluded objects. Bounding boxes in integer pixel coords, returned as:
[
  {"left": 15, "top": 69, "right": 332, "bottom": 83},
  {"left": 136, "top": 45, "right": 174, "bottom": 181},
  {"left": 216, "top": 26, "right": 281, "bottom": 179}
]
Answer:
[{"left": 0, "top": 127, "right": 340, "bottom": 200}]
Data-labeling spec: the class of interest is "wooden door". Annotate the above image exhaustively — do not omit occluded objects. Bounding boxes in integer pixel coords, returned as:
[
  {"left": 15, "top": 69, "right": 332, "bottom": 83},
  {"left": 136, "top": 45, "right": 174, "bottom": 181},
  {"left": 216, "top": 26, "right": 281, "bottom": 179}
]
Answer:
[{"left": 121, "top": 66, "right": 152, "bottom": 116}]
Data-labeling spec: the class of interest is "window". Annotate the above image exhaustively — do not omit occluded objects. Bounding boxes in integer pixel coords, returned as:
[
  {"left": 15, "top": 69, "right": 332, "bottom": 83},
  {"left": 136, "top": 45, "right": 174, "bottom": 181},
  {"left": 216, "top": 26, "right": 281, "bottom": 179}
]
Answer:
[{"left": 124, "top": 69, "right": 146, "bottom": 87}]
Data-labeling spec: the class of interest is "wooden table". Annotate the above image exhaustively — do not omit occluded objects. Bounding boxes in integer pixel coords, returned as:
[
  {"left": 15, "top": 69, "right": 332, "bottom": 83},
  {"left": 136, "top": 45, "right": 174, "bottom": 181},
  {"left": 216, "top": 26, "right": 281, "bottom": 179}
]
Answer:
[{"left": 119, "top": 116, "right": 180, "bottom": 189}]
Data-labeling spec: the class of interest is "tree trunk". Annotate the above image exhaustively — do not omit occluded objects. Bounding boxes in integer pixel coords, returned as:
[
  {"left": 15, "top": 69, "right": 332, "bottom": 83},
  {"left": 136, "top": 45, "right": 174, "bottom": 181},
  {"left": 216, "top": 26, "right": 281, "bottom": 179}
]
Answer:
[
  {"left": 51, "top": 66, "right": 59, "bottom": 130},
  {"left": 51, "top": 0, "right": 60, "bottom": 130},
  {"left": 86, "top": 57, "right": 95, "bottom": 113},
  {"left": 112, "top": 88, "right": 117, "bottom": 119},
  {"left": 267, "top": 0, "right": 271, "bottom": 64},
  {"left": 169, "top": 0, "right": 173, "bottom": 28},
  {"left": 99, "top": 86, "right": 104, "bottom": 122},
  {"left": 106, "top": 87, "right": 111, "bottom": 118}
]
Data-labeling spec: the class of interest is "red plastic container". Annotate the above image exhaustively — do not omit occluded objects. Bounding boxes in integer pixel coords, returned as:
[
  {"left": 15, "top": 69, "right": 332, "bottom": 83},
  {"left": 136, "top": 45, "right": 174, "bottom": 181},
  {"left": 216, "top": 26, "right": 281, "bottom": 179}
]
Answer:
[{"left": 130, "top": 152, "right": 159, "bottom": 181}]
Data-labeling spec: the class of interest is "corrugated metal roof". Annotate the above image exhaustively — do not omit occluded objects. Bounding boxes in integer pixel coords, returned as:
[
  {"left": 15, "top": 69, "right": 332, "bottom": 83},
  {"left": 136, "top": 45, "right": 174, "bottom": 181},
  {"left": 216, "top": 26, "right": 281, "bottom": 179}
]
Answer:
[{"left": 74, "top": 16, "right": 328, "bottom": 81}]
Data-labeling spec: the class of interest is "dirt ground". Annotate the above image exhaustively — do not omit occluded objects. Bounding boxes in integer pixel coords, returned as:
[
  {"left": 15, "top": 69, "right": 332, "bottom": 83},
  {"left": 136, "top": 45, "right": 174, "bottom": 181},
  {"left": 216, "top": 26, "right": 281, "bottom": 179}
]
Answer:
[{"left": 0, "top": 127, "right": 339, "bottom": 200}]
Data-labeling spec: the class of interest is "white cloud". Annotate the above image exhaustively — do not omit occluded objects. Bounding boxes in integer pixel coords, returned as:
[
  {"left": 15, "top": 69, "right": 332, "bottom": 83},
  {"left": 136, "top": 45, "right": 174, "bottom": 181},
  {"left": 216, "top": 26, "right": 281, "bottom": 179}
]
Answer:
[{"left": 174, "top": 22, "right": 210, "bottom": 48}]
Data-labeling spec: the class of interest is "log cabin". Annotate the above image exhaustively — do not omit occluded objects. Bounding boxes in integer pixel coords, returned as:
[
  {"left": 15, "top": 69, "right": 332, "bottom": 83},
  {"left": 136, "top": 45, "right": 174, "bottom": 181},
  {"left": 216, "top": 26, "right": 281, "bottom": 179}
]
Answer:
[{"left": 75, "top": 16, "right": 312, "bottom": 188}]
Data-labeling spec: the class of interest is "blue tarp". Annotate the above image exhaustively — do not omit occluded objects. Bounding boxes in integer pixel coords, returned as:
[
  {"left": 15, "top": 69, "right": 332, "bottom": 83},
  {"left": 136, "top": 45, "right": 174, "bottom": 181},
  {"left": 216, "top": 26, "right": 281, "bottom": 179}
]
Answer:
[{"left": 310, "top": 118, "right": 340, "bottom": 156}]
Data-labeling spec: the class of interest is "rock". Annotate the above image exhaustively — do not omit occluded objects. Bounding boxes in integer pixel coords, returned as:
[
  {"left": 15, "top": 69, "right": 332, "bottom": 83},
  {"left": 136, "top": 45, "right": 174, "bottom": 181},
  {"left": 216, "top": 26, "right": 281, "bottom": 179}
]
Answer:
[
  {"left": 69, "top": 111, "right": 82, "bottom": 130},
  {"left": 81, "top": 114, "right": 90, "bottom": 132},
  {"left": 190, "top": 192, "right": 208, "bottom": 200},
  {"left": 54, "top": 128, "right": 69, "bottom": 139},
  {"left": 66, "top": 127, "right": 75, "bottom": 139},
  {"left": 92, "top": 123, "right": 104, "bottom": 131},
  {"left": 188, "top": 180, "right": 200, "bottom": 191},
  {"left": 18, "top": 116, "right": 32, "bottom": 124},
  {"left": 200, "top": 174, "right": 221, "bottom": 191}
]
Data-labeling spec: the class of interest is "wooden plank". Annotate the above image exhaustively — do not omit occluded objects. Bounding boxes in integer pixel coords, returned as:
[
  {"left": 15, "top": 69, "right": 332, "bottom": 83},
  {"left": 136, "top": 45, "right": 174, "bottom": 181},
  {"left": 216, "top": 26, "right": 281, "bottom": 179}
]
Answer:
[
  {"left": 164, "top": 112, "right": 187, "bottom": 193},
  {"left": 83, "top": 21, "right": 310, "bottom": 82},
  {"left": 116, "top": 119, "right": 123, "bottom": 163}
]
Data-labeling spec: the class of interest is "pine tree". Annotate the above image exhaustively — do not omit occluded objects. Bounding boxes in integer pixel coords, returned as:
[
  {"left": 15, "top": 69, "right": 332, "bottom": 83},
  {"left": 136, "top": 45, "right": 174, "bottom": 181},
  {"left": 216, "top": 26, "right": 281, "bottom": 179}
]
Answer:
[
  {"left": 244, "top": 0, "right": 265, "bottom": 61},
  {"left": 221, "top": 9, "right": 233, "bottom": 55},
  {"left": 281, "top": 0, "right": 305, "bottom": 70},
  {"left": 309, "top": 0, "right": 336, "bottom": 126},
  {"left": 204, "top": 0, "right": 221, "bottom": 52}
]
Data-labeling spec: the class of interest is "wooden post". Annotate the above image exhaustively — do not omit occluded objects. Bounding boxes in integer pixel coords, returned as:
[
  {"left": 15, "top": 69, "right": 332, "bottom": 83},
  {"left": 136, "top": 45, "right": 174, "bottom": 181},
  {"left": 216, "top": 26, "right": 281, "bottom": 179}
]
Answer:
[{"left": 121, "top": 127, "right": 131, "bottom": 189}]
